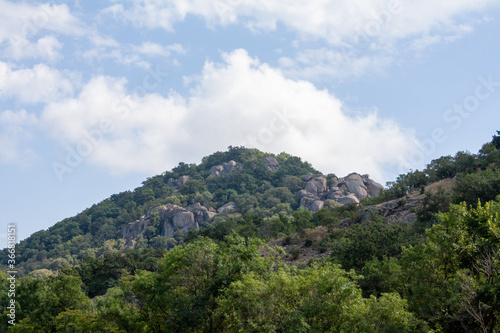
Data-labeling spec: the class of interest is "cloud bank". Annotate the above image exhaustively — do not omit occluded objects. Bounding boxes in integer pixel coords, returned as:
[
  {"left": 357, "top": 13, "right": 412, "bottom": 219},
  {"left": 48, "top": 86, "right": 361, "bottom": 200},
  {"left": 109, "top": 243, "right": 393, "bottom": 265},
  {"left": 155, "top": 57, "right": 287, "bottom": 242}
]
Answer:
[{"left": 43, "top": 50, "right": 418, "bottom": 181}]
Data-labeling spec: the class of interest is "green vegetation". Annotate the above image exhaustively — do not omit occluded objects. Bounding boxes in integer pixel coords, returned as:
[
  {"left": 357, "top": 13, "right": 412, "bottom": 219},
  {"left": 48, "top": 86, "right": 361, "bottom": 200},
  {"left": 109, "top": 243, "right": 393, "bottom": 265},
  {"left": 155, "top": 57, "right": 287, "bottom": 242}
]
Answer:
[{"left": 2, "top": 132, "right": 500, "bottom": 332}]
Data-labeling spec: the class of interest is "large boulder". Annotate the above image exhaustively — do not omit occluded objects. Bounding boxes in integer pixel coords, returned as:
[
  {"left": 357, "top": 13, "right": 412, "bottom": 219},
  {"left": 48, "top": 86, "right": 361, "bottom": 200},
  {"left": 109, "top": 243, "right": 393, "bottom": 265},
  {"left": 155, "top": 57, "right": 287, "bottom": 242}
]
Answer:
[
  {"left": 337, "top": 193, "right": 360, "bottom": 205},
  {"left": 304, "top": 175, "right": 328, "bottom": 197},
  {"left": 210, "top": 160, "right": 242, "bottom": 176},
  {"left": 300, "top": 196, "right": 324, "bottom": 213},
  {"left": 166, "top": 175, "right": 190, "bottom": 188},
  {"left": 302, "top": 173, "right": 314, "bottom": 181},
  {"left": 177, "top": 175, "right": 190, "bottom": 186},
  {"left": 173, "top": 211, "right": 197, "bottom": 231},
  {"left": 187, "top": 202, "right": 217, "bottom": 224},
  {"left": 344, "top": 173, "right": 368, "bottom": 200},
  {"left": 263, "top": 156, "right": 279, "bottom": 171},
  {"left": 217, "top": 202, "right": 237, "bottom": 213},
  {"left": 142, "top": 203, "right": 214, "bottom": 239},
  {"left": 366, "top": 182, "right": 384, "bottom": 197},
  {"left": 326, "top": 187, "right": 343, "bottom": 199}
]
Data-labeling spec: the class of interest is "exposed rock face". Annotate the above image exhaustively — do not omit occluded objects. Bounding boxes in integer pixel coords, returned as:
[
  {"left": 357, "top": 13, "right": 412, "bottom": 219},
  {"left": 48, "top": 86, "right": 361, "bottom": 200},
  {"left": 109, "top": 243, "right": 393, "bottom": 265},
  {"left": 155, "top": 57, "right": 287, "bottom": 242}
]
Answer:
[
  {"left": 122, "top": 219, "right": 149, "bottom": 239},
  {"left": 167, "top": 175, "right": 190, "bottom": 188},
  {"left": 263, "top": 156, "right": 279, "bottom": 171},
  {"left": 299, "top": 196, "right": 324, "bottom": 213},
  {"left": 173, "top": 211, "right": 197, "bottom": 231},
  {"left": 298, "top": 172, "right": 384, "bottom": 212},
  {"left": 178, "top": 175, "right": 190, "bottom": 186},
  {"left": 337, "top": 193, "right": 360, "bottom": 205},
  {"left": 366, "top": 182, "right": 384, "bottom": 197},
  {"left": 210, "top": 160, "right": 242, "bottom": 176},
  {"left": 123, "top": 202, "right": 216, "bottom": 242},
  {"left": 217, "top": 202, "right": 237, "bottom": 214},
  {"left": 345, "top": 175, "right": 368, "bottom": 200},
  {"left": 187, "top": 202, "right": 216, "bottom": 224},
  {"left": 304, "top": 175, "right": 328, "bottom": 197}
]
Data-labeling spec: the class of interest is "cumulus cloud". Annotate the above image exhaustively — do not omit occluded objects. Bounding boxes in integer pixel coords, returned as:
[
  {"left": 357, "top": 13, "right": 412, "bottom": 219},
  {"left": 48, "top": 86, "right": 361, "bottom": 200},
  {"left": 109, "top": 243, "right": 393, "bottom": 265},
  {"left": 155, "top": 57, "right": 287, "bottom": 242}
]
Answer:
[
  {"left": 0, "top": 62, "right": 75, "bottom": 104},
  {"left": 42, "top": 50, "right": 419, "bottom": 181},
  {"left": 0, "top": 0, "right": 84, "bottom": 60}
]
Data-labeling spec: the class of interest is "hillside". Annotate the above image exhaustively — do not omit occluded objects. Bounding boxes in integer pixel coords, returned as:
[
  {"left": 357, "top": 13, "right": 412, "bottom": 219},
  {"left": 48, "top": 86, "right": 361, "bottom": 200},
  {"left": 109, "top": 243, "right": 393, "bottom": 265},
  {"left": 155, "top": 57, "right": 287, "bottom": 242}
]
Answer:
[
  {"left": 1, "top": 132, "right": 500, "bottom": 332},
  {"left": 2, "top": 146, "right": 385, "bottom": 274}
]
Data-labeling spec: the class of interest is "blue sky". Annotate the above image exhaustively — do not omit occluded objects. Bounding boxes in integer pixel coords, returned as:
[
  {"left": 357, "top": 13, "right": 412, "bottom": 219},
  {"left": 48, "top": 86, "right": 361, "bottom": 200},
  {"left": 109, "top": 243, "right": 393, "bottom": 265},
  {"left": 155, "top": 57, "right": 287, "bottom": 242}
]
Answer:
[{"left": 1, "top": 0, "right": 500, "bottom": 245}]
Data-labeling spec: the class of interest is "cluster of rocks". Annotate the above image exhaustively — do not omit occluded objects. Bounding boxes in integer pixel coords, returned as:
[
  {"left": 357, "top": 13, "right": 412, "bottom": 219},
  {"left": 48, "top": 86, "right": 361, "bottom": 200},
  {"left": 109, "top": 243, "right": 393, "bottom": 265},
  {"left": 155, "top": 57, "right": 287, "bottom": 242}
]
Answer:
[
  {"left": 122, "top": 202, "right": 217, "bottom": 241},
  {"left": 210, "top": 160, "right": 242, "bottom": 176},
  {"left": 167, "top": 175, "right": 190, "bottom": 188},
  {"left": 299, "top": 173, "right": 384, "bottom": 213}
]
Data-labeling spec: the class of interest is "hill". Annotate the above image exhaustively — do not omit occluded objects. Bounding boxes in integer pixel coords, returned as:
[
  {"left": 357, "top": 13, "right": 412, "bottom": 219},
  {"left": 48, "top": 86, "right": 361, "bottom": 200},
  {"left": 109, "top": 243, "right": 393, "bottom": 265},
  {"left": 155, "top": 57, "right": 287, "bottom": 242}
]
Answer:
[{"left": 1, "top": 132, "right": 500, "bottom": 332}]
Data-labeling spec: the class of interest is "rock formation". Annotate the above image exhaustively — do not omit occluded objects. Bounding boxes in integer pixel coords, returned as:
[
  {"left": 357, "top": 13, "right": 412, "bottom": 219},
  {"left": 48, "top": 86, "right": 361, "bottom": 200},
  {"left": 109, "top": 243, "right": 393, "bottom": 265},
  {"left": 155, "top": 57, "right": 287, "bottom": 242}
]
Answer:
[
  {"left": 123, "top": 202, "right": 216, "bottom": 242},
  {"left": 299, "top": 172, "right": 384, "bottom": 212},
  {"left": 209, "top": 160, "right": 242, "bottom": 176},
  {"left": 217, "top": 202, "right": 237, "bottom": 214},
  {"left": 167, "top": 175, "right": 191, "bottom": 188},
  {"left": 263, "top": 156, "right": 279, "bottom": 171}
]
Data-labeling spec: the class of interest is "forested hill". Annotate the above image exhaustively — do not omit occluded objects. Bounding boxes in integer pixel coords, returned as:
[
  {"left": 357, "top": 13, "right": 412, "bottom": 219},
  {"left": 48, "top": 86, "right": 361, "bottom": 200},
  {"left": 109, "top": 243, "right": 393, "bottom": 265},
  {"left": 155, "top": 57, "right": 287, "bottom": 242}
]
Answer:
[
  {"left": 1, "top": 146, "right": 385, "bottom": 274},
  {"left": 1, "top": 132, "right": 500, "bottom": 332}
]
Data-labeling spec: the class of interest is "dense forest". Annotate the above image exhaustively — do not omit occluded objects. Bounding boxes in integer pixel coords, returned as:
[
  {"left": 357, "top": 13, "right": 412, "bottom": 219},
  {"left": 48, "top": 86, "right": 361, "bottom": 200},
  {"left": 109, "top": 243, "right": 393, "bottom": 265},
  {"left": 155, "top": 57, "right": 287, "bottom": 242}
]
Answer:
[{"left": 1, "top": 131, "right": 500, "bottom": 332}]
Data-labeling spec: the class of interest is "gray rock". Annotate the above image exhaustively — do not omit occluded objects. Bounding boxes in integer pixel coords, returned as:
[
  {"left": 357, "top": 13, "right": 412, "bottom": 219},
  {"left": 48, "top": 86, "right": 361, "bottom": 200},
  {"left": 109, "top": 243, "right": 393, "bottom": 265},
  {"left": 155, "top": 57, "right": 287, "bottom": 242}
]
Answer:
[
  {"left": 263, "top": 156, "right": 279, "bottom": 171},
  {"left": 298, "top": 189, "right": 309, "bottom": 198},
  {"left": 207, "top": 212, "right": 217, "bottom": 220},
  {"left": 164, "top": 222, "right": 174, "bottom": 238},
  {"left": 178, "top": 175, "right": 190, "bottom": 186},
  {"left": 346, "top": 180, "right": 368, "bottom": 199},
  {"left": 305, "top": 181, "right": 318, "bottom": 196},
  {"left": 209, "top": 164, "right": 225, "bottom": 176},
  {"left": 173, "top": 211, "right": 196, "bottom": 232},
  {"left": 328, "top": 177, "right": 339, "bottom": 187},
  {"left": 311, "top": 200, "right": 324, "bottom": 212},
  {"left": 366, "top": 182, "right": 384, "bottom": 197},
  {"left": 122, "top": 219, "right": 149, "bottom": 239},
  {"left": 303, "top": 173, "right": 314, "bottom": 181},
  {"left": 217, "top": 202, "right": 237, "bottom": 213},
  {"left": 305, "top": 175, "right": 328, "bottom": 197},
  {"left": 345, "top": 173, "right": 364, "bottom": 182},
  {"left": 327, "top": 189, "right": 343, "bottom": 199},
  {"left": 210, "top": 160, "right": 241, "bottom": 176},
  {"left": 187, "top": 202, "right": 212, "bottom": 224},
  {"left": 337, "top": 194, "right": 360, "bottom": 205}
]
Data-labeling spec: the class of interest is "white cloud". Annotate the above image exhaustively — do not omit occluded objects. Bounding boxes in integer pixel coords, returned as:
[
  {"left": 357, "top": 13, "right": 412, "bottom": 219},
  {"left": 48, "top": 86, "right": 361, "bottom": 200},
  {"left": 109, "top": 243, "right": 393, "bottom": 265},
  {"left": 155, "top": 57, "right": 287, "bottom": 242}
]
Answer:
[
  {"left": 0, "top": 62, "right": 75, "bottom": 104},
  {"left": 104, "top": 0, "right": 499, "bottom": 80},
  {"left": 105, "top": 0, "right": 498, "bottom": 44},
  {"left": 0, "top": 0, "right": 84, "bottom": 60},
  {"left": 82, "top": 41, "right": 186, "bottom": 69},
  {"left": 0, "top": 109, "right": 39, "bottom": 166},
  {"left": 5, "top": 35, "right": 63, "bottom": 61},
  {"left": 279, "top": 48, "right": 393, "bottom": 80},
  {"left": 42, "top": 49, "right": 419, "bottom": 181}
]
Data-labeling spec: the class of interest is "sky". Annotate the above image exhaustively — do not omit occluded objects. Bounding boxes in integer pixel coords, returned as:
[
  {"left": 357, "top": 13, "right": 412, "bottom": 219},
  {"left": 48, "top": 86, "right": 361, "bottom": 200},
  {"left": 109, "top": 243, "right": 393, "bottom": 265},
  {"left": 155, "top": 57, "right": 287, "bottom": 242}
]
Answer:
[{"left": 1, "top": 0, "right": 500, "bottom": 246}]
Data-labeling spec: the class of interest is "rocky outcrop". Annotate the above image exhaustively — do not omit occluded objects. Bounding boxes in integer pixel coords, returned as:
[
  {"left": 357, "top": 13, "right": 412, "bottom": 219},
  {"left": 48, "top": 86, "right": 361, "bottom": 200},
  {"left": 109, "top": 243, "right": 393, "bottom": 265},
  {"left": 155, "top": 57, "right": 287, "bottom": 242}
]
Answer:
[
  {"left": 304, "top": 175, "right": 328, "bottom": 197},
  {"left": 210, "top": 160, "right": 242, "bottom": 176},
  {"left": 217, "top": 202, "right": 237, "bottom": 214},
  {"left": 122, "top": 219, "right": 149, "bottom": 239},
  {"left": 123, "top": 202, "right": 216, "bottom": 241},
  {"left": 167, "top": 175, "right": 190, "bottom": 188},
  {"left": 299, "top": 172, "right": 384, "bottom": 212},
  {"left": 337, "top": 193, "right": 360, "bottom": 205},
  {"left": 263, "top": 156, "right": 279, "bottom": 171},
  {"left": 187, "top": 202, "right": 217, "bottom": 224}
]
